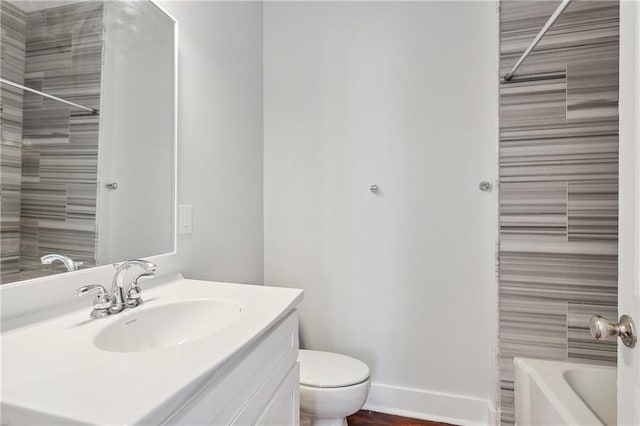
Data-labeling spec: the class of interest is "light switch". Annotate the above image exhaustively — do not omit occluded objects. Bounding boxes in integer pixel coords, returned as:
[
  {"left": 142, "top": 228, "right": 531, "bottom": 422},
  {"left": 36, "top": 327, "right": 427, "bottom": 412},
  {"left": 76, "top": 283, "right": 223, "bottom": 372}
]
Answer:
[{"left": 179, "top": 204, "right": 193, "bottom": 234}]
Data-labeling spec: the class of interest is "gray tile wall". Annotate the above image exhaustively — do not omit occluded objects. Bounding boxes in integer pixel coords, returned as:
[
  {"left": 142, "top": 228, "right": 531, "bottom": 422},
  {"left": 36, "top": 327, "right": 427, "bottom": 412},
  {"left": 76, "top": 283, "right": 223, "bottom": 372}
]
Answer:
[
  {"left": 0, "top": 1, "right": 103, "bottom": 283},
  {"left": 499, "top": 1, "right": 619, "bottom": 424},
  {"left": 0, "top": 1, "right": 26, "bottom": 279}
]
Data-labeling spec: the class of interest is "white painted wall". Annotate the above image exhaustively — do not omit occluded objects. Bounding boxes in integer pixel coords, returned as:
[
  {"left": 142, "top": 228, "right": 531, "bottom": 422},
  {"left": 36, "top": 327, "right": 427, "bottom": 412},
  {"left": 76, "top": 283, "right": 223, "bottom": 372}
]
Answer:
[
  {"left": 161, "top": 0, "right": 264, "bottom": 285},
  {"left": 263, "top": 2, "right": 499, "bottom": 424}
]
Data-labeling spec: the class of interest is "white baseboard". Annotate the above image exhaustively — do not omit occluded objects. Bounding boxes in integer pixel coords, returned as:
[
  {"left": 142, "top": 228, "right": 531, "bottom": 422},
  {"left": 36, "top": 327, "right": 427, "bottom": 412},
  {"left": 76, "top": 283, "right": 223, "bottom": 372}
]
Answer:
[{"left": 363, "top": 382, "right": 496, "bottom": 426}]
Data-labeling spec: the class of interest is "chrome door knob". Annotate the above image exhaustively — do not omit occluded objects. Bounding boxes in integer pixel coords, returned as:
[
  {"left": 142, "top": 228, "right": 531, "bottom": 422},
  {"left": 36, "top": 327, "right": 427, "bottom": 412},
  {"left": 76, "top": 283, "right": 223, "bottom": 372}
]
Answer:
[{"left": 590, "top": 314, "right": 637, "bottom": 348}]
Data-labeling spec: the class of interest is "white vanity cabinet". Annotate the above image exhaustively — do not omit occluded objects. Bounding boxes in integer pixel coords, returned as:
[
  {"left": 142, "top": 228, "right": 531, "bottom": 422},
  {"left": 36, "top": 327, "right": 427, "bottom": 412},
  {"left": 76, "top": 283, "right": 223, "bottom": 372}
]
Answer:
[
  {"left": 1, "top": 278, "right": 303, "bottom": 426},
  {"left": 163, "top": 311, "right": 300, "bottom": 426}
]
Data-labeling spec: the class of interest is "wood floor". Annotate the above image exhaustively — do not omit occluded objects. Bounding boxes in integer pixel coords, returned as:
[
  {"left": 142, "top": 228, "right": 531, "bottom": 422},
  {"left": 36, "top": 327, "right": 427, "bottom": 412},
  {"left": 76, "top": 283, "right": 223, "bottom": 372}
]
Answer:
[{"left": 347, "top": 410, "right": 454, "bottom": 426}]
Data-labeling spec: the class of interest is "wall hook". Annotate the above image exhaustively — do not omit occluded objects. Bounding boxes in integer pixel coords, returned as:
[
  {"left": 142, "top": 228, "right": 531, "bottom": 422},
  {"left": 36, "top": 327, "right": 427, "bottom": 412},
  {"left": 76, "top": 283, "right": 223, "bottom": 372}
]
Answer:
[{"left": 478, "top": 181, "right": 492, "bottom": 192}]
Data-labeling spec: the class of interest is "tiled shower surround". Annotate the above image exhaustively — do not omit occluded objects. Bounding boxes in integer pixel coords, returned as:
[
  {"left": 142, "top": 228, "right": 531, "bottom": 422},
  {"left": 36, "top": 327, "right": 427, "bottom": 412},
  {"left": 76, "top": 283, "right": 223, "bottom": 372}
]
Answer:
[
  {"left": 499, "top": 1, "right": 619, "bottom": 424},
  {"left": 0, "top": 1, "right": 26, "bottom": 280},
  {"left": 0, "top": 1, "right": 103, "bottom": 283}
]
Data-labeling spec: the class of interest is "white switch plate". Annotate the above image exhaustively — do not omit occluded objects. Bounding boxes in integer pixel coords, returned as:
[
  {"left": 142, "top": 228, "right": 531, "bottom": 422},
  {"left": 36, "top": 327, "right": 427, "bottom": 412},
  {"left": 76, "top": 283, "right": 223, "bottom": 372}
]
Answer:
[{"left": 179, "top": 204, "right": 193, "bottom": 234}]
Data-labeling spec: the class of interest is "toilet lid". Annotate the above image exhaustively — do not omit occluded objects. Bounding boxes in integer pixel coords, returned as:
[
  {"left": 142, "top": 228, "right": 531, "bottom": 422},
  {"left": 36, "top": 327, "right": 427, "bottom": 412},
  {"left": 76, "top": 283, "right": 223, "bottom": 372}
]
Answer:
[{"left": 298, "top": 350, "right": 370, "bottom": 388}]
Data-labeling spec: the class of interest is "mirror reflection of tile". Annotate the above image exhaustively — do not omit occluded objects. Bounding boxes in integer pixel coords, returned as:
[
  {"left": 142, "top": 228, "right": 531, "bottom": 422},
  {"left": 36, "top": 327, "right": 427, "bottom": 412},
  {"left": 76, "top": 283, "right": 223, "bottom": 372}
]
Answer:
[{"left": 0, "top": 1, "right": 103, "bottom": 283}]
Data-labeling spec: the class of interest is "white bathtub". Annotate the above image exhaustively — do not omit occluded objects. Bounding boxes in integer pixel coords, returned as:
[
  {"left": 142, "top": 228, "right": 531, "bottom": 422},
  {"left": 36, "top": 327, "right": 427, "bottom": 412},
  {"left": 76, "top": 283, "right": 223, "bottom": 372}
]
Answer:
[{"left": 514, "top": 358, "right": 616, "bottom": 426}]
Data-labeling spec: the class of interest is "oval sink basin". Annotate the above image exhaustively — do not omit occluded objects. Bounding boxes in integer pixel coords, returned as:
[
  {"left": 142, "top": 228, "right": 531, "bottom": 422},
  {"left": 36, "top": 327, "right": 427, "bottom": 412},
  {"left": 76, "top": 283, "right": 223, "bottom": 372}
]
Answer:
[{"left": 94, "top": 299, "right": 243, "bottom": 353}]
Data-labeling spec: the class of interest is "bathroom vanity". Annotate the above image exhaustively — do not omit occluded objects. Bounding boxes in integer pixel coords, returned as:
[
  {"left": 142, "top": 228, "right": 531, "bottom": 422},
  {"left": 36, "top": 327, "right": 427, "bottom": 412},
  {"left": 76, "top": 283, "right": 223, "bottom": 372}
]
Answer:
[{"left": 1, "top": 277, "right": 303, "bottom": 425}]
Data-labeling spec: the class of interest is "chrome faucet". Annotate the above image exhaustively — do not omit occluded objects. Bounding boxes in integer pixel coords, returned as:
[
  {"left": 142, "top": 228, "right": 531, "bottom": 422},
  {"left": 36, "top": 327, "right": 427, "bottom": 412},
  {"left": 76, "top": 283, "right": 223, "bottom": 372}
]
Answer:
[
  {"left": 73, "top": 259, "right": 157, "bottom": 319},
  {"left": 41, "top": 253, "right": 83, "bottom": 272},
  {"left": 109, "top": 259, "right": 157, "bottom": 314}
]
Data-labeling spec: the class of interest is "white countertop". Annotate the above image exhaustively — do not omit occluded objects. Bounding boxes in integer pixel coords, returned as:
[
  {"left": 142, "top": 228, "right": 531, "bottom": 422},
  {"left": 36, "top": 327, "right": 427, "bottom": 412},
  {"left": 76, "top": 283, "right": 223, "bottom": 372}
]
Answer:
[{"left": 1, "top": 277, "right": 303, "bottom": 425}]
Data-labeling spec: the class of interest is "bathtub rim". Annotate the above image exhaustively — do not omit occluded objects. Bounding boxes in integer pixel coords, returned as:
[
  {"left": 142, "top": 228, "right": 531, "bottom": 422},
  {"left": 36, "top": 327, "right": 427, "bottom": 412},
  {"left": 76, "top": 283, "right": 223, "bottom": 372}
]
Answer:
[{"left": 514, "top": 357, "right": 616, "bottom": 426}]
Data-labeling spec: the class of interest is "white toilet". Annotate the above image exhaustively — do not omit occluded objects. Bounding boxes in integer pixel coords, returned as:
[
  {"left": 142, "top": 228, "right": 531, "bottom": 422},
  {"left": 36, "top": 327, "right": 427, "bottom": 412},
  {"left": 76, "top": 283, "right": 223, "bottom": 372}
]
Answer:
[{"left": 298, "top": 349, "right": 371, "bottom": 426}]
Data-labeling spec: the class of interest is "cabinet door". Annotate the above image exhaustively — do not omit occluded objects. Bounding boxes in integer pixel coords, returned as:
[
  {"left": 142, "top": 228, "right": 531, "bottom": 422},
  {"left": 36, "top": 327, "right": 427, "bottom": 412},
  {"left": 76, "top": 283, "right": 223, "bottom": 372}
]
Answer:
[
  {"left": 256, "top": 365, "right": 300, "bottom": 426},
  {"left": 163, "top": 312, "right": 299, "bottom": 426}
]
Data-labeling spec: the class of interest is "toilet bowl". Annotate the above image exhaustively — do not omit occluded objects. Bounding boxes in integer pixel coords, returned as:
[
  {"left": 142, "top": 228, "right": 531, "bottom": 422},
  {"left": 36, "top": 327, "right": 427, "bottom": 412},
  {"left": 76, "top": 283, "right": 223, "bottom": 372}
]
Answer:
[{"left": 298, "top": 349, "right": 371, "bottom": 426}]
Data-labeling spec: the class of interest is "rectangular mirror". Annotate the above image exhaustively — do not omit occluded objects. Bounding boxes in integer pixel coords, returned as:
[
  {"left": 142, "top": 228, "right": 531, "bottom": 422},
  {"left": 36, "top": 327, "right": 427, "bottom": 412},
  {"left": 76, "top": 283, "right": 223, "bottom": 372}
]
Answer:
[{"left": 0, "top": 0, "right": 176, "bottom": 284}]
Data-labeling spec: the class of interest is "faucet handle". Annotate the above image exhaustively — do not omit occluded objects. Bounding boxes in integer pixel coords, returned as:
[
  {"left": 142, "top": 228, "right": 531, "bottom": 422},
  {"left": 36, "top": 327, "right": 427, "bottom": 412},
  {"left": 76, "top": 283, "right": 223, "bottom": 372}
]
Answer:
[
  {"left": 75, "top": 284, "right": 111, "bottom": 318},
  {"left": 126, "top": 271, "right": 155, "bottom": 308}
]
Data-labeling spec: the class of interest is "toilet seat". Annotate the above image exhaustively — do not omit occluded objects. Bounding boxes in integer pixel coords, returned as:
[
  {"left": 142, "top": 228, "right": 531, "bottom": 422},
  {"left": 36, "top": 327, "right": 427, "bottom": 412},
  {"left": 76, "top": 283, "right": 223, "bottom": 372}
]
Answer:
[{"left": 298, "top": 350, "right": 370, "bottom": 388}]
